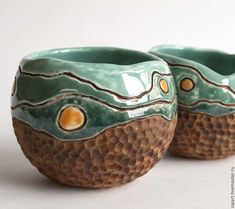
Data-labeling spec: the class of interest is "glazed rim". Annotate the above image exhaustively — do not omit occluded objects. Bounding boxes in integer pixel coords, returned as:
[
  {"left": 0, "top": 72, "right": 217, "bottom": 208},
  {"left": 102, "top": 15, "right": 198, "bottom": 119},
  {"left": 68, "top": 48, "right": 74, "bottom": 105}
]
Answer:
[
  {"left": 150, "top": 45, "right": 235, "bottom": 77},
  {"left": 22, "top": 46, "right": 162, "bottom": 66}
]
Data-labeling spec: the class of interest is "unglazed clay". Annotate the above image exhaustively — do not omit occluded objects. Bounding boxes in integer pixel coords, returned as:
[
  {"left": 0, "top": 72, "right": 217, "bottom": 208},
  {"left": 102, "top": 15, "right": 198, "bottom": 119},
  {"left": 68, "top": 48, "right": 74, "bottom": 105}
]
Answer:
[
  {"left": 11, "top": 47, "right": 177, "bottom": 188},
  {"left": 149, "top": 45, "right": 235, "bottom": 160}
]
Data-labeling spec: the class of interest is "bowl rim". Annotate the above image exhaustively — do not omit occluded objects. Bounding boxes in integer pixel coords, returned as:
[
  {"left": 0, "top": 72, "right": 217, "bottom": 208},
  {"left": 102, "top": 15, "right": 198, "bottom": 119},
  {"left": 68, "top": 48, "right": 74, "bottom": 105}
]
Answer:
[
  {"left": 149, "top": 44, "right": 235, "bottom": 78},
  {"left": 21, "top": 46, "right": 163, "bottom": 67}
]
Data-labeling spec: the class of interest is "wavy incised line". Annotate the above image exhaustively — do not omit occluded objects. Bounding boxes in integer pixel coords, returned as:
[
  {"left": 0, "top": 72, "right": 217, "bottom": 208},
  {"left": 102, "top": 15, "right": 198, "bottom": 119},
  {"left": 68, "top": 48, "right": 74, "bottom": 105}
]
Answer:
[
  {"left": 167, "top": 62, "right": 235, "bottom": 95},
  {"left": 13, "top": 113, "right": 177, "bottom": 141},
  {"left": 19, "top": 67, "right": 172, "bottom": 100},
  {"left": 178, "top": 106, "right": 235, "bottom": 117},
  {"left": 179, "top": 99, "right": 235, "bottom": 107},
  {"left": 11, "top": 92, "right": 176, "bottom": 111}
]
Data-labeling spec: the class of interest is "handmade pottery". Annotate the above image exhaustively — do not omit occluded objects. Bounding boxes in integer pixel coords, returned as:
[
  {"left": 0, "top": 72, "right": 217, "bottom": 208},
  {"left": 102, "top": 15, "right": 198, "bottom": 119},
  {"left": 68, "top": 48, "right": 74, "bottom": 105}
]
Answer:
[
  {"left": 11, "top": 47, "right": 177, "bottom": 188},
  {"left": 149, "top": 45, "right": 235, "bottom": 160}
]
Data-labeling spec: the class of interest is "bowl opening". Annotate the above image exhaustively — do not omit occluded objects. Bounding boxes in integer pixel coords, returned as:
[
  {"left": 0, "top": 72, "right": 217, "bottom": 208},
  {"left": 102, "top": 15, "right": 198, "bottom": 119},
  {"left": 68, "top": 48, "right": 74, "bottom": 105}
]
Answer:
[
  {"left": 29, "top": 47, "right": 157, "bottom": 65},
  {"left": 158, "top": 47, "right": 235, "bottom": 76}
]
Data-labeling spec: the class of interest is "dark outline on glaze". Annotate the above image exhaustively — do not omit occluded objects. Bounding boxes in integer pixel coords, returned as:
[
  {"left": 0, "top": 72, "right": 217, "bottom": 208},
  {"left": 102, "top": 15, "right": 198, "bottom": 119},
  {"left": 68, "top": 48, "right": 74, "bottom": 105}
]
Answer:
[
  {"left": 179, "top": 99, "right": 235, "bottom": 107},
  {"left": 178, "top": 106, "right": 235, "bottom": 117},
  {"left": 167, "top": 62, "right": 235, "bottom": 95},
  {"left": 11, "top": 77, "right": 16, "bottom": 96},
  {"left": 11, "top": 92, "right": 176, "bottom": 112},
  {"left": 58, "top": 105, "right": 87, "bottom": 132},
  {"left": 19, "top": 66, "right": 172, "bottom": 100},
  {"left": 180, "top": 77, "right": 195, "bottom": 92}
]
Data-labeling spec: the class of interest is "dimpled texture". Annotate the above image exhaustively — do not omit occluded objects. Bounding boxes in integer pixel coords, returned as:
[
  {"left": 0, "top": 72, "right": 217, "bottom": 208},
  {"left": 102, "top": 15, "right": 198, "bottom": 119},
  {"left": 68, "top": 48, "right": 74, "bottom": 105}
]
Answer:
[
  {"left": 13, "top": 115, "right": 177, "bottom": 188},
  {"left": 170, "top": 110, "right": 235, "bottom": 160}
]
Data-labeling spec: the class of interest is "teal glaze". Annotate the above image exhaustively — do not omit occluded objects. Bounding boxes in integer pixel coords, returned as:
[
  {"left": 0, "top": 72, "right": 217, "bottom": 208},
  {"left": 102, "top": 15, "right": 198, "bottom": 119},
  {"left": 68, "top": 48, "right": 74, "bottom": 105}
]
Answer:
[
  {"left": 11, "top": 47, "right": 177, "bottom": 141},
  {"left": 149, "top": 45, "right": 235, "bottom": 116}
]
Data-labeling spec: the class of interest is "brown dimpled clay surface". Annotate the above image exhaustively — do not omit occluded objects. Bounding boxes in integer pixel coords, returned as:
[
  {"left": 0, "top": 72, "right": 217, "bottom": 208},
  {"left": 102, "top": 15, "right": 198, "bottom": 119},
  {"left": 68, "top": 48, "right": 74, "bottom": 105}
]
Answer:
[
  {"left": 13, "top": 115, "right": 177, "bottom": 188},
  {"left": 169, "top": 110, "right": 235, "bottom": 160}
]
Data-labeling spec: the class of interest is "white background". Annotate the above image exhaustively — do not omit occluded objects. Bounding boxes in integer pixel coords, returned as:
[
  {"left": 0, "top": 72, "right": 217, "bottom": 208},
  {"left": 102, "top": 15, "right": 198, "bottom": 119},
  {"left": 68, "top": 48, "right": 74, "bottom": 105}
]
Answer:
[{"left": 1, "top": 0, "right": 235, "bottom": 208}]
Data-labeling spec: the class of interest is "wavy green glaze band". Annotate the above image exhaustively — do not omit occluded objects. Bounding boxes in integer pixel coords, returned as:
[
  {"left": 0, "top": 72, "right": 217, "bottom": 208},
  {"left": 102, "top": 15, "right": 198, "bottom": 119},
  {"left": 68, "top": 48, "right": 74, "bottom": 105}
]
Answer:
[
  {"left": 149, "top": 45, "right": 235, "bottom": 116},
  {"left": 11, "top": 47, "right": 177, "bottom": 141}
]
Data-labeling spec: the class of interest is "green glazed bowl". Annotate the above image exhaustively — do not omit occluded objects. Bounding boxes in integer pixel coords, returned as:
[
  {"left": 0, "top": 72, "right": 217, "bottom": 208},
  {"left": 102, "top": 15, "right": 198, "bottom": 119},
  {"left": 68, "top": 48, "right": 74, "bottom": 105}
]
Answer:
[
  {"left": 149, "top": 45, "right": 235, "bottom": 160},
  {"left": 11, "top": 47, "right": 177, "bottom": 188}
]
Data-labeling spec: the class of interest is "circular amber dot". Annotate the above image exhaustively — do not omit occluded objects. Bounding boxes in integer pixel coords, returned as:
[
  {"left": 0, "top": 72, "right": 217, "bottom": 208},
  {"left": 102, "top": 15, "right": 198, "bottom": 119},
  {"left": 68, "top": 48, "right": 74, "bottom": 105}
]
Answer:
[
  {"left": 11, "top": 78, "right": 16, "bottom": 95},
  {"left": 59, "top": 106, "right": 86, "bottom": 131},
  {"left": 159, "top": 79, "right": 169, "bottom": 93},
  {"left": 180, "top": 78, "right": 195, "bottom": 92}
]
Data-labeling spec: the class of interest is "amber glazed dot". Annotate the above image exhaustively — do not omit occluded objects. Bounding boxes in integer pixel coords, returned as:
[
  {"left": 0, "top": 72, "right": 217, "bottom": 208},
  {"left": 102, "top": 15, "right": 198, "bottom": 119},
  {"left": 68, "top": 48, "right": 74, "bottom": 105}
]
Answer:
[
  {"left": 159, "top": 79, "right": 169, "bottom": 93},
  {"left": 58, "top": 106, "right": 86, "bottom": 131},
  {"left": 180, "top": 78, "right": 195, "bottom": 92}
]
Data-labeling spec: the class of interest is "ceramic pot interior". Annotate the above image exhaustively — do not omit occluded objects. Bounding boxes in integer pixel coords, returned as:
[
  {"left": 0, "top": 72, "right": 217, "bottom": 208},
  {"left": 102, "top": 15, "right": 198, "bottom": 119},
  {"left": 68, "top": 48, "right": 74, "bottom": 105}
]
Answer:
[
  {"left": 157, "top": 47, "right": 235, "bottom": 76},
  {"left": 29, "top": 47, "right": 157, "bottom": 65}
]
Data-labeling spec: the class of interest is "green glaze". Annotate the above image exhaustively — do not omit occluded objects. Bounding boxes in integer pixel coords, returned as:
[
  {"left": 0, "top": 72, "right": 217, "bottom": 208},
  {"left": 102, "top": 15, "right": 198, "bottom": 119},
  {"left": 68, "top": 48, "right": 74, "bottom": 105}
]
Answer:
[
  {"left": 11, "top": 47, "right": 177, "bottom": 141},
  {"left": 149, "top": 45, "right": 235, "bottom": 116}
]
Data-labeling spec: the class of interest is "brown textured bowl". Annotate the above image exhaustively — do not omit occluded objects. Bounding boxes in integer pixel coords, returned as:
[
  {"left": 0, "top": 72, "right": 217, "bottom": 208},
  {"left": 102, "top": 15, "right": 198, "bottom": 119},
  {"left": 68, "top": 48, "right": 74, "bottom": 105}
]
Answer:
[
  {"left": 150, "top": 45, "right": 235, "bottom": 160},
  {"left": 11, "top": 47, "right": 178, "bottom": 188},
  {"left": 170, "top": 109, "right": 235, "bottom": 160},
  {"left": 13, "top": 116, "right": 177, "bottom": 188}
]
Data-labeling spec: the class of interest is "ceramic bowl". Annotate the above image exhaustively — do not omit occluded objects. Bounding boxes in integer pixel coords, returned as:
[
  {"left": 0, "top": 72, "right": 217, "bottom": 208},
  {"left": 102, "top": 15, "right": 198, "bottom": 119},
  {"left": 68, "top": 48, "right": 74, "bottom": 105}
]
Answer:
[
  {"left": 11, "top": 47, "right": 177, "bottom": 188},
  {"left": 149, "top": 45, "right": 235, "bottom": 160}
]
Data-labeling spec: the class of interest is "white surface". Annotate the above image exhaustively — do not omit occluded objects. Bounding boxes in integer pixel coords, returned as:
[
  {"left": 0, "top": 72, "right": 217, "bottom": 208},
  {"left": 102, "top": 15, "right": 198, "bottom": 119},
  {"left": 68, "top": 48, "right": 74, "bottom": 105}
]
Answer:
[{"left": 0, "top": 0, "right": 235, "bottom": 208}]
